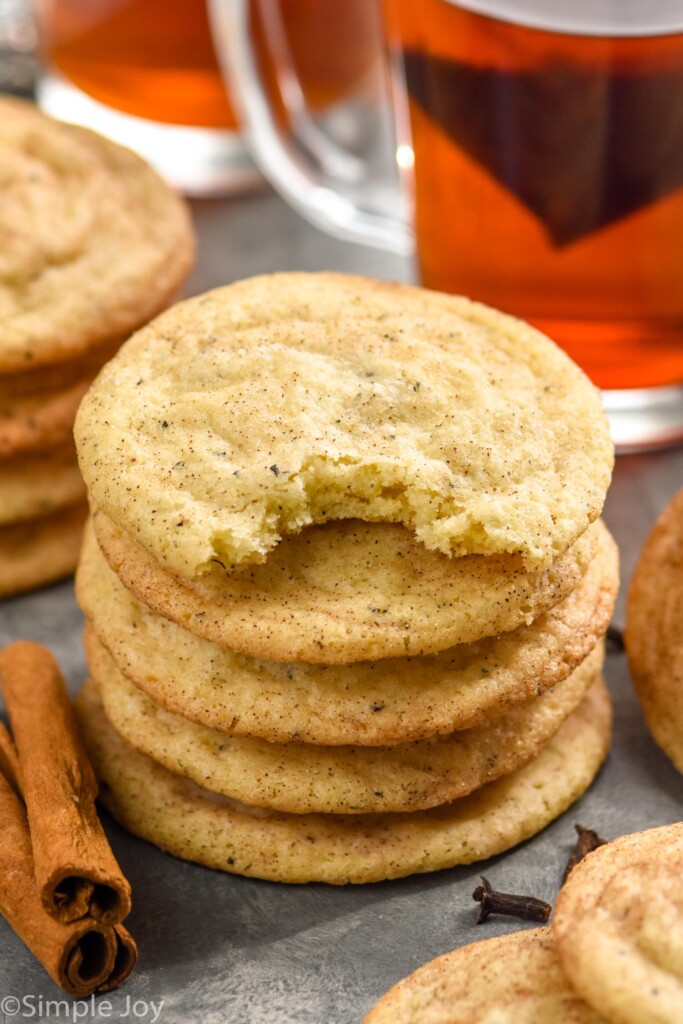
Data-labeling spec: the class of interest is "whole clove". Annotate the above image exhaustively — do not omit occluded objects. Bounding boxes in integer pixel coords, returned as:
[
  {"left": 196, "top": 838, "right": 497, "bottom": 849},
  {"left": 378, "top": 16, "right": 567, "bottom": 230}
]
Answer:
[
  {"left": 562, "top": 824, "right": 607, "bottom": 883},
  {"left": 472, "top": 876, "right": 552, "bottom": 925},
  {"left": 605, "top": 625, "right": 625, "bottom": 654}
]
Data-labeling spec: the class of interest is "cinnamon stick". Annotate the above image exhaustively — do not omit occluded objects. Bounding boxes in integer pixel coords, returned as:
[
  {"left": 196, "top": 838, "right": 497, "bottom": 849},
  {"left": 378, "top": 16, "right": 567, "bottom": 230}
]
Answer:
[
  {"left": 0, "top": 720, "right": 20, "bottom": 795},
  {"left": 0, "top": 769, "right": 136, "bottom": 996},
  {"left": 0, "top": 641, "right": 131, "bottom": 925},
  {"left": 104, "top": 926, "right": 139, "bottom": 992}
]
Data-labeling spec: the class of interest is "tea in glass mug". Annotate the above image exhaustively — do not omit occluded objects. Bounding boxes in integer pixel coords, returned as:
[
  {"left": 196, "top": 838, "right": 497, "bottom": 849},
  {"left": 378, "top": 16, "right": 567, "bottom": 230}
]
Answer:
[
  {"left": 36, "top": 0, "right": 379, "bottom": 195},
  {"left": 35, "top": 0, "right": 258, "bottom": 194},
  {"left": 217, "top": 0, "right": 683, "bottom": 449},
  {"left": 38, "top": 0, "right": 238, "bottom": 129}
]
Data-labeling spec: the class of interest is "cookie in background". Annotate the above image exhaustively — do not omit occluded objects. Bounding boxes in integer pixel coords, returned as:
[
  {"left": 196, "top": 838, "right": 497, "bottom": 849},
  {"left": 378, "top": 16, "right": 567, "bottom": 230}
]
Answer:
[
  {"left": 0, "top": 96, "right": 195, "bottom": 597},
  {"left": 625, "top": 487, "right": 683, "bottom": 775}
]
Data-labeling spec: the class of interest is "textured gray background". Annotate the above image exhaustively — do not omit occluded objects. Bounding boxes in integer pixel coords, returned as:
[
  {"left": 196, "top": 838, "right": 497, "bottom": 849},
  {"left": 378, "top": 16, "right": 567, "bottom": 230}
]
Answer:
[{"left": 0, "top": 192, "right": 682, "bottom": 1024}]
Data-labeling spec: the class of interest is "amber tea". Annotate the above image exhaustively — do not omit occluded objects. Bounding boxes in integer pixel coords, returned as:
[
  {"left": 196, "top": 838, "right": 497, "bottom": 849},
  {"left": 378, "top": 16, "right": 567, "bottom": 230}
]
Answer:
[
  {"left": 37, "top": 0, "right": 237, "bottom": 129},
  {"left": 384, "top": 0, "right": 683, "bottom": 390},
  {"left": 38, "top": 0, "right": 380, "bottom": 131}
]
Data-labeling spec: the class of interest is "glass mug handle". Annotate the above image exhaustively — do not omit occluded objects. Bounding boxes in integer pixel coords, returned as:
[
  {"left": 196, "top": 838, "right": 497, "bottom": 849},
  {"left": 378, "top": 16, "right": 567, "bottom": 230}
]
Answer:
[{"left": 208, "top": 0, "right": 414, "bottom": 255}]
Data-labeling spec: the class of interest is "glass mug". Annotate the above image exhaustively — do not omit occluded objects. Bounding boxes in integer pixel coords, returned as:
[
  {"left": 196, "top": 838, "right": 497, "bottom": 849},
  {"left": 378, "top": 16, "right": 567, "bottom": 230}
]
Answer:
[
  {"left": 35, "top": 0, "right": 261, "bottom": 194},
  {"left": 35, "top": 0, "right": 379, "bottom": 195},
  {"left": 213, "top": 0, "right": 683, "bottom": 451}
]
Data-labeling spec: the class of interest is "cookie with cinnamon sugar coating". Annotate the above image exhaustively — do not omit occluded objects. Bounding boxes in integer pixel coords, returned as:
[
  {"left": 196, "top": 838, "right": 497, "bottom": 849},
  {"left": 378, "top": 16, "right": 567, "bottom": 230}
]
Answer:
[
  {"left": 87, "top": 629, "right": 603, "bottom": 814},
  {"left": 554, "top": 823, "right": 683, "bottom": 1024},
  {"left": 364, "top": 928, "right": 608, "bottom": 1024},
  {"left": 0, "top": 96, "right": 194, "bottom": 372},
  {"left": 75, "top": 273, "right": 612, "bottom": 578},
  {"left": 0, "top": 440, "right": 84, "bottom": 525},
  {"left": 0, "top": 503, "right": 87, "bottom": 598},
  {"left": 78, "top": 519, "right": 618, "bottom": 743},
  {"left": 0, "top": 378, "right": 92, "bottom": 459},
  {"left": 625, "top": 487, "right": 683, "bottom": 774},
  {"left": 91, "top": 510, "right": 601, "bottom": 664},
  {"left": 74, "top": 676, "right": 611, "bottom": 884}
]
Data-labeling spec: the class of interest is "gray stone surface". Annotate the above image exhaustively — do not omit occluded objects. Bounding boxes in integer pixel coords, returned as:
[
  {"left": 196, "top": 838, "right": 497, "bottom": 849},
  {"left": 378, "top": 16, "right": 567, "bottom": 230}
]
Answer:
[{"left": 0, "top": 192, "right": 681, "bottom": 1024}]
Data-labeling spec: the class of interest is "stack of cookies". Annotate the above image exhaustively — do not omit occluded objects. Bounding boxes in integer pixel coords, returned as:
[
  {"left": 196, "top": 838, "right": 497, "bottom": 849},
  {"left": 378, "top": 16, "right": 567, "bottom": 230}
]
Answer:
[
  {"left": 73, "top": 273, "right": 617, "bottom": 884},
  {"left": 0, "top": 97, "right": 194, "bottom": 597}
]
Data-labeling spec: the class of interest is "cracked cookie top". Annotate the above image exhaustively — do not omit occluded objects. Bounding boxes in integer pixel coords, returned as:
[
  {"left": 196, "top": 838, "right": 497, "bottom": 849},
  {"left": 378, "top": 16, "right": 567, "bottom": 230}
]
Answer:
[{"left": 75, "top": 273, "right": 612, "bottom": 577}]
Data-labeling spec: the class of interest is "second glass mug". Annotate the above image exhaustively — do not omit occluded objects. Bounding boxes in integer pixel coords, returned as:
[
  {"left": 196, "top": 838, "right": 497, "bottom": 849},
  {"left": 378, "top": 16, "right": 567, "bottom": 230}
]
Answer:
[{"left": 211, "top": 0, "right": 683, "bottom": 451}]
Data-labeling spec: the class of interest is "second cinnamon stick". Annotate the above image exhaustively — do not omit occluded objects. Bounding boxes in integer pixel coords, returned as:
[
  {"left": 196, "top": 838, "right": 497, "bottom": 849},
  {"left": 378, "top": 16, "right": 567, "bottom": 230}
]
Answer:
[
  {"left": 0, "top": 720, "right": 20, "bottom": 795},
  {"left": 0, "top": 641, "right": 131, "bottom": 925},
  {"left": 0, "top": 770, "right": 136, "bottom": 996}
]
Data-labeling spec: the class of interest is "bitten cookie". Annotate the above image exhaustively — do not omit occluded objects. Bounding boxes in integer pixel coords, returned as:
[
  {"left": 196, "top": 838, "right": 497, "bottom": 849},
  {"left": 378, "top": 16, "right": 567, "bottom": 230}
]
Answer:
[{"left": 75, "top": 273, "right": 612, "bottom": 578}]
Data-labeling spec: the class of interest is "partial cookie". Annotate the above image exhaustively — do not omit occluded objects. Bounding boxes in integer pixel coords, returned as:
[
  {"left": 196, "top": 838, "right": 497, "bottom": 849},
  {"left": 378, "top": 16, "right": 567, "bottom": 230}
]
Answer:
[
  {"left": 78, "top": 519, "right": 617, "bottom": 743},
  {"left": 554, "top": 823, "right": 683, "bottom": 1024},
  {"left": 74, "top": 676, "right": 611, "bottom": 884},
  {"left": 0, "top": 440, "right": 84, "bottom": 525},
  {"left": 0, "top": 377, "right": 92, "bottom": 459},
  {"left": 0, "top": 503, "right": 87, "bottom": 598},
  {"left": 74, "top": 273, "right": 612, "bottom": 577},
  {"left": 92, "top": 511, "right": 600, "bottom": 663},
  {"left": 0, "top": 335, "right": 126, "bottom": 401},
  {"left": 364, "top": 927, "right": 608, "bottom": 1024},
  {"left": 625, "top": 488, "right": 683, "bottom": 774},
  {"left": 0, "top": 96, "right": 194, "bottom": 372},
  {"left": 88, "top": 630, "right": 603, "bottom": 814}
]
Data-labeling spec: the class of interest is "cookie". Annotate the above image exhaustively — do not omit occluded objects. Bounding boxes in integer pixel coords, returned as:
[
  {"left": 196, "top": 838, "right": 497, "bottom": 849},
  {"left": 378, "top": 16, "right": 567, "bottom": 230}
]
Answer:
[
  {"left": 0, "top": 503, "right": 87, "bottom": 598},
  {"left": 92, "top": 510, "right": 601, "bottom": 663},
  {"left": 0, "top": 377, "right": 92, "bottom": 459},
  {"left": 554, "top": 823, "right": 683, "bottom": 1024},
  {"left": 74, "top": 676, "right": 611, "bottom": 884},
  {"left": 87, "top": 629, "right": 603, "bottom": 814},
  {"left": 0, "top": 96, "right": 194, "bottom": 372},
  {"left": 625, "top": 488, "right": 683, "bottom": 774},
  {"left": 363, "top": 927, "right": 607, "bottom": 1024},
  {"left": 74, "top": 273, "right": 612, "bottom": 578},
  {"left": 78, "top": 519, "right": 617, "bottom": 743},
  {"left": 0, "top": 335, "right": 126, "bottom": 402},
  {"left": 0, "top": 335, "right": 125, "bottom": 407},
  {"left": 0, "top": 440, "right": 84, "bottom": 525}
]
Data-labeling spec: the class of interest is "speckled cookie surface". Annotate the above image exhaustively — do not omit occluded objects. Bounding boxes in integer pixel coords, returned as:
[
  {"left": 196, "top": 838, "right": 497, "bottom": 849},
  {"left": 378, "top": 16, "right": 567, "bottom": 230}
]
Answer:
[
  {"left": 0, "top": 502, "right": 87, "bottom": 597},
  {"left": 78, "top": 520, "right": 618, "bottom": 743},
  {"left": 625, "top": 488, "right": 683, "bottom": 775},
  {"left": 87, "top": 629, "right": 603, "bottom": 814},
  {"left": 92, "top": 511, "right": 600, "bottom": 663},
  {"left": 75, "top": 273, "right": 612, "bottom": 578},
  {"left": 0, "top": 96, "right": 194, "bottom": 372},
  {"left": 363, "top": 927, "right": 608, "bottom": 1024},
  {"left": 0, "top": 440, "right": 84, "bottom": 525},
  {"left": 74, "top": 677, "right": 611, "bottom": 884},
  {"left": 554, "top": 823, "right": 683, "bottom": 1024}
]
